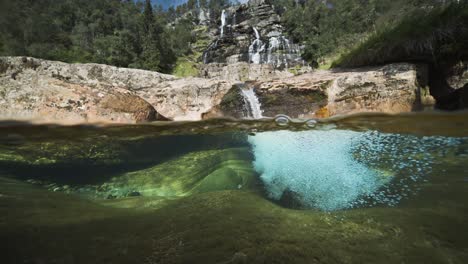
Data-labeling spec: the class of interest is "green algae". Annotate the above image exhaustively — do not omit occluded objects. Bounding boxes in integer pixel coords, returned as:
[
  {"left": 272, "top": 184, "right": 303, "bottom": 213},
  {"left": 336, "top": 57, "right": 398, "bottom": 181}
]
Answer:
[
  {"left": 1, "top": 163, "right": 468, "bottom": 264},
  {"left": 0, "top": 132, "right": 249, "bottom": 185},
  {"left": 90, "top": 148, "right": 260, "bottom": 199},
  {"left": 0, "top": 117, "right": 467, "bottom": 263}
]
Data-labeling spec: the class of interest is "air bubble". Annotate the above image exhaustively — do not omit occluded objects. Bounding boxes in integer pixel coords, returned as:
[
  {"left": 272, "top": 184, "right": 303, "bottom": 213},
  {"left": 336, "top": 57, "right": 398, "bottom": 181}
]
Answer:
[
  {"left": 305, "top": 119, "right": 318, "bottom": 128},
  {"left": 274, "top": 115, "right": 291, "bottom": 127}
]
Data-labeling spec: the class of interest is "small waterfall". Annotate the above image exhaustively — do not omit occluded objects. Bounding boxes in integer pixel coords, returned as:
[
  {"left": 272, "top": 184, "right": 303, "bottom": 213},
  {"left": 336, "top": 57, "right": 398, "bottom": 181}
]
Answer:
[
  {"left": 203, "top": 10, "right": 227, "bottom": 64},
  {"left": 220, "top": 10, "right": 227, "bottom": 38},
  {"left": 249, "top": 27, "right": 265, "bottom": 64},
  {"left": 240, "top": 86, "right": 263, "bottom": 119},
  {"left": 267, "top": 36, "right": 280, "bottom": 64},
  {"left": 253, "top": 27, "right": 260, "bottom": 39}
]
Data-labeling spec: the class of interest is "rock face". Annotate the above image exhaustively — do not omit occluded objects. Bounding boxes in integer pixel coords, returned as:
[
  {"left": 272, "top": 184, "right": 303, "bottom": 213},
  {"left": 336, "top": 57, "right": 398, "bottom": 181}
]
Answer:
[
  {"left": 0, "top": 57, "right": 234, "bottom": 123},
  {"left": 207, "top": 63, "right": 428, "bottom": 119},
  {"left": 199, "top": 62, "right": 295, "bottom": 81},
  {"left": 202, "top": 0, "right": 304, "bottom": 69},
  {"left": 0, "top": 57, "right": 430, "bottom": 123},
  {"left": 447, "top": 61, "right": 468, "bottom": 89}
]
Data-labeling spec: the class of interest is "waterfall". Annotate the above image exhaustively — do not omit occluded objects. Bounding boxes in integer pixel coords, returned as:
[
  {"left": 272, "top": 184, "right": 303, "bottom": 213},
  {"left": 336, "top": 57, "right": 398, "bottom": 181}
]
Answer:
[
  {"left": 220, "top": 10, "right": 227, "bottom": 38},
  {"left": 249, "top": 27, "right": 265, "bottom": 64},
  {"left": 267, "top": 37, "right": 280, "bottom": 64},
  {"left": 240, "top": 86, "right": 263, "bottom": 119},
  {"left": 204, "top": 10, "right": 226, "bottom": 63},
  {"left": 253, "top": 27, "right": 260, "bottom": 39}
]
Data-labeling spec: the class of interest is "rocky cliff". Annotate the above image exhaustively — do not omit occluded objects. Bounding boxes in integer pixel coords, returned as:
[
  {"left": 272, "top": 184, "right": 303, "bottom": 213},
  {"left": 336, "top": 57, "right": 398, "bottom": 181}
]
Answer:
[{"left": 201, "top": 0, "right": 305, "bottom": 69}]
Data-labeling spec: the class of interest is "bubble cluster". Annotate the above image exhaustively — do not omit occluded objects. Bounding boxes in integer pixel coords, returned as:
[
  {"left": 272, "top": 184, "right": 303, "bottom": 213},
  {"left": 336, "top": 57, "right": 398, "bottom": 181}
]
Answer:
[{"left": 248, "top": 130, "right": 467, "bottom": 211}]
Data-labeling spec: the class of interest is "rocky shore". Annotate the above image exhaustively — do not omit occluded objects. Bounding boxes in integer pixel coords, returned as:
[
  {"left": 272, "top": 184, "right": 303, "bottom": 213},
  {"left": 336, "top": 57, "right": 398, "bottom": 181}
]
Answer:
[{"left": 0, "top": 56, "right": 438, "bottom": 123}]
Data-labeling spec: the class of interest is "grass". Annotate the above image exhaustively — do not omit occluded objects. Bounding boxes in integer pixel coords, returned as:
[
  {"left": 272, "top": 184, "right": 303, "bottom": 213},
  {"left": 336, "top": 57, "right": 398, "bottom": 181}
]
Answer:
[
  {"left": 172, "top": 25, "right": 212, "bottom": 78},
  {"left": 173, "top": 56, "right": 200, "bottom": 77}
]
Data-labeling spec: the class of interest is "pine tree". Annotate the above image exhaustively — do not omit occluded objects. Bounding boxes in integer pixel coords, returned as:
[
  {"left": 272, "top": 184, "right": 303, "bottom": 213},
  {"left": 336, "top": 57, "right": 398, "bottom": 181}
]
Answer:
[
  {"left": 140, "top": 0, "right": 161, "bottom": 71},
  {"left": 143, "top": 0, "right": 154, "bottom": 33}
]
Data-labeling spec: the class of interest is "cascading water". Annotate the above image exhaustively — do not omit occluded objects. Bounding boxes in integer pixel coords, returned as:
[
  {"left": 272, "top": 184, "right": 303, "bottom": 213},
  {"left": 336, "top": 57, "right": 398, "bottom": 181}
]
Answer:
[
  {"left": 202, "top": 10, "right": 227, "bottom": 64},
  {"left": 249, "top": 27, "right": 265, "bottom": 64},
  {"left": 220, "top": 10, "right": 227, "bottom": 38},
  {"left": 202, "top": 2, "right": 308, "bottom": 68},
  {"left": 240, "top": 86, "right": 263, "bottom": 119}
]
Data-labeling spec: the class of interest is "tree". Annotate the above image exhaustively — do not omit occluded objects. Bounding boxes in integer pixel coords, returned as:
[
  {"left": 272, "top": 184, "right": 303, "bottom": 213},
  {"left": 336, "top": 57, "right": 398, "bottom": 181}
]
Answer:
[
  {"left": 143, "top": 0, "right": 154, "bottom": 34},
  {"left": 187, "top": 0, "right": 197, "bottom": 10}
]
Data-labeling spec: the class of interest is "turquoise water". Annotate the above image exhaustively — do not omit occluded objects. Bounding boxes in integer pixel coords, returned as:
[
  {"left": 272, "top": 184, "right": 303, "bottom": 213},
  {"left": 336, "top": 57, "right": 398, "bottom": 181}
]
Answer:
[
  {"left": 249, "top": 130, "right": 466, "bottom": 211},
  {"left": 1, "top": 113, "right": 468, "bottom": 263}
]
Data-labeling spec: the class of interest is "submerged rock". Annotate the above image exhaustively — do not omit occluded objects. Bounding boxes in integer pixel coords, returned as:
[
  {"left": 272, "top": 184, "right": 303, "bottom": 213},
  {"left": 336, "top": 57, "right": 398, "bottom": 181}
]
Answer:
[{"left": 85, "top": 148, "right": 259, "bottom": 199}]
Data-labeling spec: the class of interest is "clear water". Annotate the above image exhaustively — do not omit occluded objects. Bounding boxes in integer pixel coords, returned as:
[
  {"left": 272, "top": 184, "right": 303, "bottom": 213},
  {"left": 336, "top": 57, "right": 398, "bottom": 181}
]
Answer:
[{"left": 1, "top": 113, "right": 468, "bottom": 263}]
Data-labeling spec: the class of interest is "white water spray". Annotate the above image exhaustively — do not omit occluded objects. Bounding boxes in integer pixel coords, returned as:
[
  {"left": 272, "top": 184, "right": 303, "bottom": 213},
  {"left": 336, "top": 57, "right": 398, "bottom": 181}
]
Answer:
[
  {"left": 249, "top": 27, "right": 265, "bottom": 64},
  {"left": 220, "top": 10, "right": 227, "bottom": 38},
  {"left": 240, "top": 86, "right": 263, "bottom": 119}
]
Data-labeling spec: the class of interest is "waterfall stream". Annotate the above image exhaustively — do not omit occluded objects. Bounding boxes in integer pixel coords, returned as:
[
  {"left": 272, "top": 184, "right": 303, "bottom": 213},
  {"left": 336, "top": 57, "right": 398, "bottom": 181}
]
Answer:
[
  {"left": 220, "top": 10, "right": 227, "bottom": 38},
  {"left": 249, "top": 27, "right": 265, "bottom": 64},
  {"left": 240, "top": 86, "right": 263, "bottom": 119}
]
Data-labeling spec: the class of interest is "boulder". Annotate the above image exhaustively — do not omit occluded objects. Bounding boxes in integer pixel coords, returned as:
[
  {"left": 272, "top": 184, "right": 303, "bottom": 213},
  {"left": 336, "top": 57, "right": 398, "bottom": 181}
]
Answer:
[
  {"left": 0, "top": 57, "right": 234, "bottom": 122},
  {"left": 0, "top": 57, "right": 171, "bottom": 123}
]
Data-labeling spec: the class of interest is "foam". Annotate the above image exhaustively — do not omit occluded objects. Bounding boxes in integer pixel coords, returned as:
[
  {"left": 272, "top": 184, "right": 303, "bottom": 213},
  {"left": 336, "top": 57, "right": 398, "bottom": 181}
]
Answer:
[{"left": 248, "top": 130, "right": 465, "bottom": 211}]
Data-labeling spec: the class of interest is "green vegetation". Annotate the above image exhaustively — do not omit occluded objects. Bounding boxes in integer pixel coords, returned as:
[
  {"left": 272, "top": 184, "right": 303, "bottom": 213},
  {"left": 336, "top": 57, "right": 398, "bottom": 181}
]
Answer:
[
  {"left": 1, "top": 0, "right": 465, "bottom": 74},
  {"left": 272, "top": 0, "right": 465, "bottom": 67},
  {"left": 2, "top": 152, "right": 468, "bottom": 264},
  {"left": 172, "top": 25, "right": 212, "bottom": 77},
  {"left": 0, "top": 0, "right": 231, "bottom": 74},
  {"left": 333, "top": 2, "right": 468, "bottom": 68},
  {"left": 173, "top": 57, "right": 199, "bottom": 77}
]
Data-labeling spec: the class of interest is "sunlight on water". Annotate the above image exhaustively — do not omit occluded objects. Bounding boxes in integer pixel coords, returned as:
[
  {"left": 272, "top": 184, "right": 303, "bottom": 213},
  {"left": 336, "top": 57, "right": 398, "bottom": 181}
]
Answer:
[{"left": 248, "top": 130, "right": 468, "bottom": 211}]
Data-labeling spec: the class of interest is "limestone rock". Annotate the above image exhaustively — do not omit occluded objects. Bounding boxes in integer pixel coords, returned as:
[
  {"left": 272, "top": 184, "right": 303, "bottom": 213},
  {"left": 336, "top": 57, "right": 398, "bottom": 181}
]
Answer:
[
  {"left": 0, "top": 57, "right": 431, "bottom": 122},
  {"left": 207, "top": 63, "right": 429, "bottom": 119},
  {"left": 0, "top": 57, "right": 234, "bottom": 122},
  {"left": 324, "top": 63, "right": 427, "bottom": 117},
  {"left": 0, "top": 57, "right": 171, "bottom": 123},
  {"left": 134, "top": 77, "right": 234, "bottom": 121},
  {"left": 199, "top": 62, "right": 295, "bottom": 82}
]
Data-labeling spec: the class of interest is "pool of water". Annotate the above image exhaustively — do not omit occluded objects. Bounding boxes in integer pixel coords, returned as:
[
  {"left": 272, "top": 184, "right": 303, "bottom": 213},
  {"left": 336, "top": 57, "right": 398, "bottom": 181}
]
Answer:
[{"left": 1, "top": 112, "right": 468, "bottom": 263}]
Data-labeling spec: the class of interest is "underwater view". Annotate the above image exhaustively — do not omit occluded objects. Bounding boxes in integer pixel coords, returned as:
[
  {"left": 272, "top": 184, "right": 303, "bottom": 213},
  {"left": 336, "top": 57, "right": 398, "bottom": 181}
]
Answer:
[
  {"left": 1, "top": 0, "right": 467, "bottom": 263},
  {"left": 1, "top": 113, "right": 468, "bottom": 263}
]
